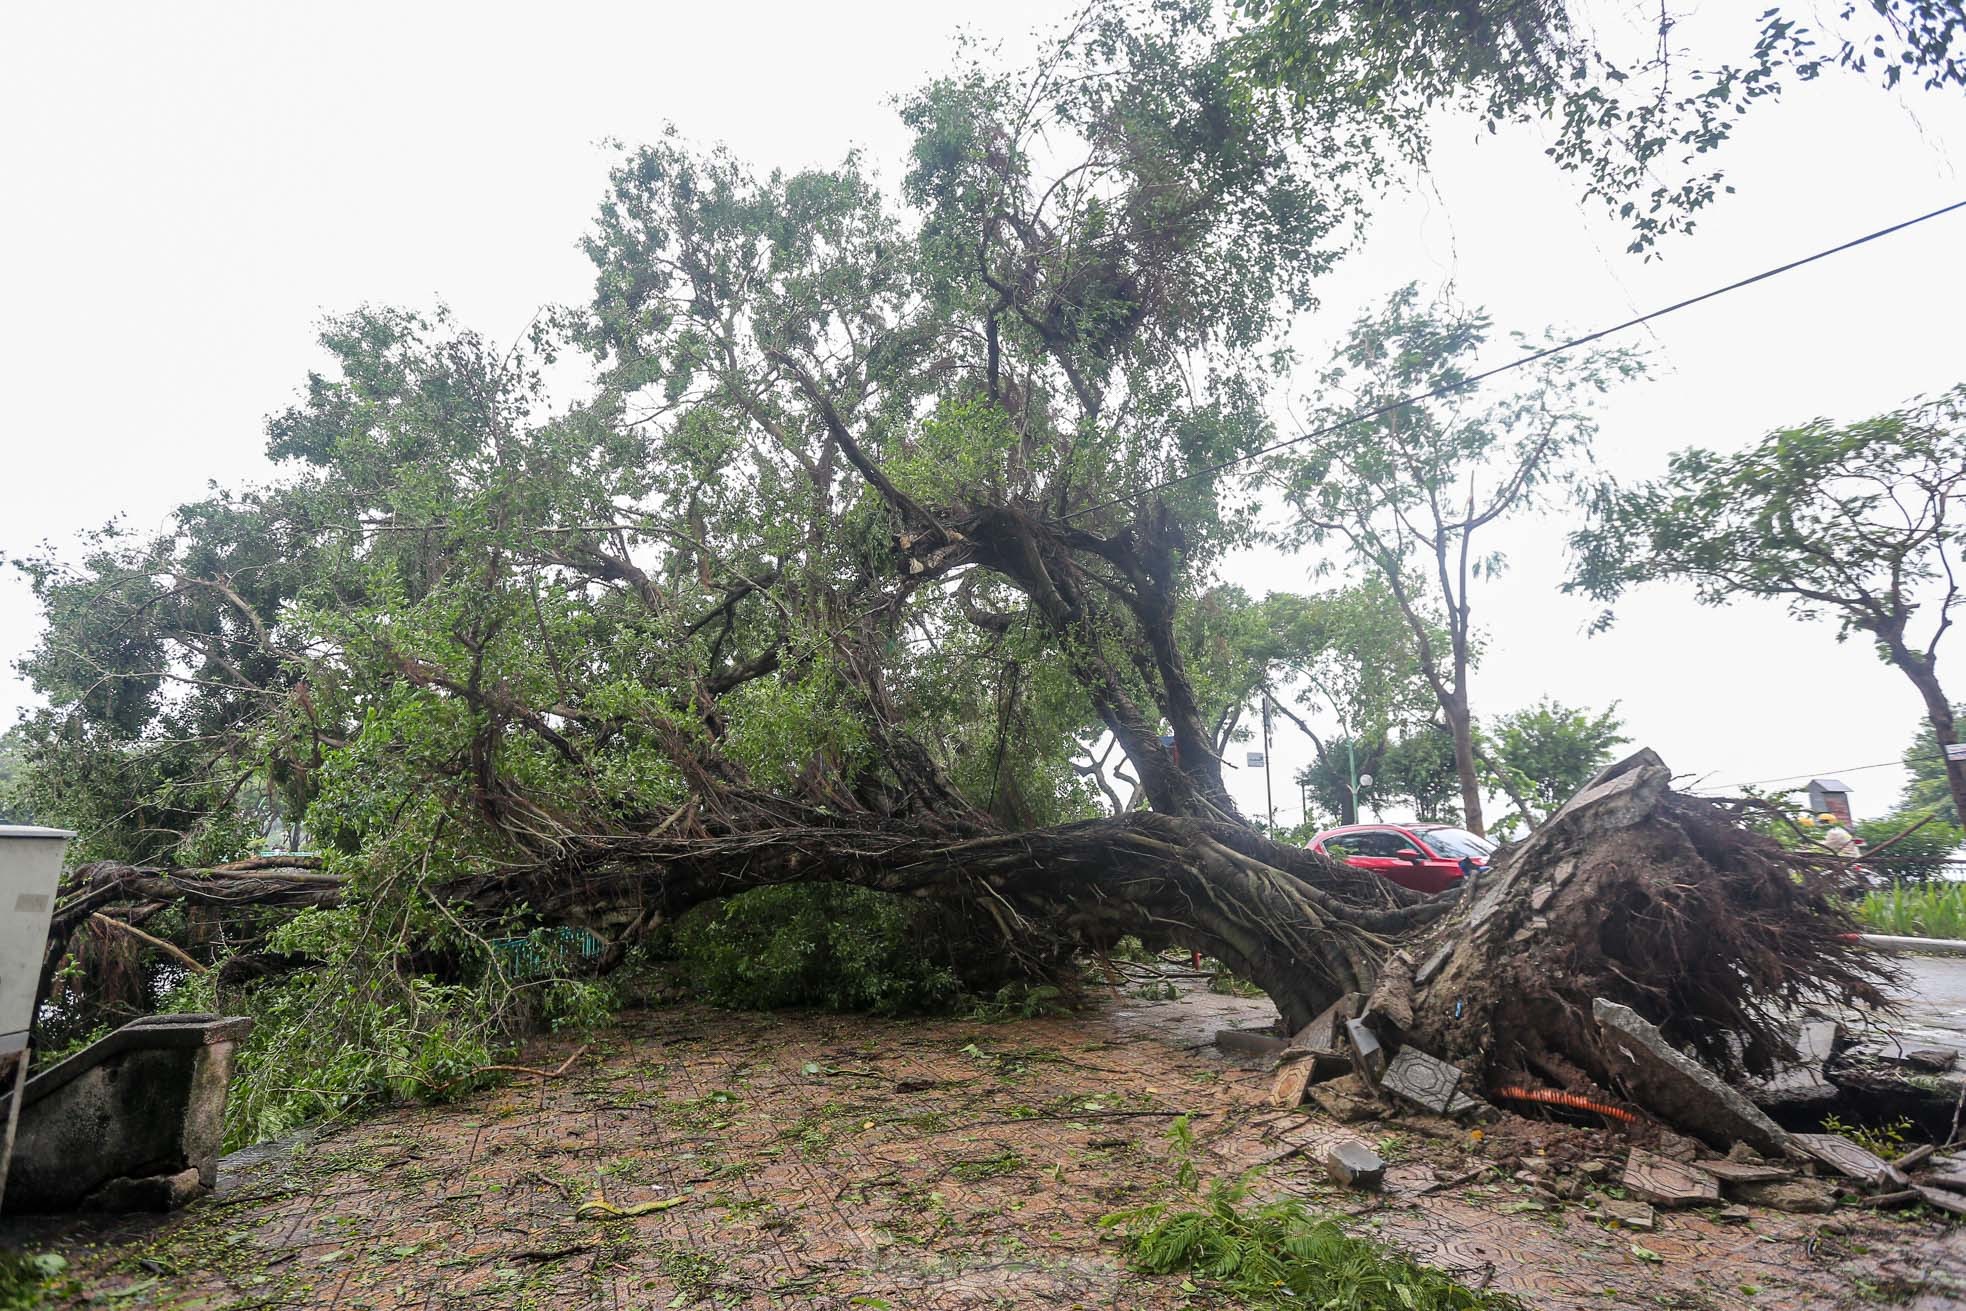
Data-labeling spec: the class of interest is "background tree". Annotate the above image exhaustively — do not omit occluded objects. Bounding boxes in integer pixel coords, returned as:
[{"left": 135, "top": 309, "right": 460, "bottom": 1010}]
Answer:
[
  {"left": 1281, "top": 286, "right": 1641, "bottom": 834},
  {"left": 1571, "top": 385, "right": 1966, "bottom": 826},
  {"left": 1480, "top": 698, "right": 1627, "bottom": 836},
  {"left": 1898, "top": 711, "right": 1963, "bottom": 823}
]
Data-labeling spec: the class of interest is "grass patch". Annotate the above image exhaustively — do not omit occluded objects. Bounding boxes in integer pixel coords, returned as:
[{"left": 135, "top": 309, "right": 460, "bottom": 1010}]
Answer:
[
  {"left": 1852, "top": 880, "right": 1966, "bottom": 938},
  {"left": 1102, "top": 1119, "right": 1521, "bottom": 1310}
]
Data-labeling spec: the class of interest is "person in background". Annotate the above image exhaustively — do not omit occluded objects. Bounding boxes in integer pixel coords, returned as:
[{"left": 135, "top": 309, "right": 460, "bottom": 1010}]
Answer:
[{"left": 1819, "top": 813, "right": 1863, "bottom": 857}]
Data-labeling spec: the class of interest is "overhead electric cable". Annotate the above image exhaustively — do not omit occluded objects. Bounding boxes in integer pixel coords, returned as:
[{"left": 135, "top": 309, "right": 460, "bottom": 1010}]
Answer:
[{"left": 1066, "top": 197, "right": 1966, "bottom": 521}]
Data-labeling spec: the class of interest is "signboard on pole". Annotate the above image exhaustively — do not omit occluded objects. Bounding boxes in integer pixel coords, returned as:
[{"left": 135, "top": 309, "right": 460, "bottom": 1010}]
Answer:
[{"left": 1246, "top": 751, "right": 1266, "bottom": 767}]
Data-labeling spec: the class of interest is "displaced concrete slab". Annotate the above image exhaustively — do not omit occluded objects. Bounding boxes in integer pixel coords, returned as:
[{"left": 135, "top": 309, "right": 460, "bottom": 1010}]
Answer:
[
  {"left": 1913, "top": 1184, "right": 1966, "bottom": 1216},
  {"left": 1345, "top": 1017, "right": 1386, "bottom": 1086},
  {"left": 1308, "top": 1074, "right": 1378, "bottom": 1123},
  {"left": 1593, "top": 998, "right": 1794, "bottom": 1158},
  {"left": 1623, "top": 1150, "right": 1721, "bottom": 1207},
  {"left": 1732, "top": 1178, "right": 1838, "bottom": 1213},
  {"left": 1754, "top": 1020, "right": 1839, "bottom": 1106},
  {"left": 1270, "top": 1051, "right": 1315, "bottom": 1109},
  {"left": 1598, "top": 1198, "right": 1656, "bottom": 1230},
  {"left": 1904, "top": 1046, "right": 1959, "bottom": 1072},
  {"left": 1290, "top": 993, "right": 1360, "bottom": 1055},
  {"left": 1413, "top": 945, "right": 1453, "bottom": 988},
  {"left": 1696, "top": 1159, "right": 1794, "bottom": 1185},
  {"left": 1380, "top": 1045, "right": 1462, "bottom": 1114},
  {"left": 1792, "top": 1133, "right": 1908, "bottom": 1190},
  {"left": 1324, "top": 1140, "right": 1386, "bottom": 1190}
]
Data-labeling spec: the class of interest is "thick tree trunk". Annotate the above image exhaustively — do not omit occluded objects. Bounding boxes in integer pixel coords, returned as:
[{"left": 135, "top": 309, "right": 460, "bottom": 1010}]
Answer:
[
  {"left": 1892, "top": 645, "right": 1966, "bottom": 826},
  {"left": 1444, "top": 692, "right": 1485, "bottom": 836}
]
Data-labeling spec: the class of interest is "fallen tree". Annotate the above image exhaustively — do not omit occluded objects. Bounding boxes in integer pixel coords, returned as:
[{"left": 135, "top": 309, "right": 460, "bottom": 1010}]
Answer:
[
  {"left": 45, "top": 746, "right": 1888, "bottom": 1141},
  {"left": 9, "top": 5, "right": 1910, "bottom": 1146}
]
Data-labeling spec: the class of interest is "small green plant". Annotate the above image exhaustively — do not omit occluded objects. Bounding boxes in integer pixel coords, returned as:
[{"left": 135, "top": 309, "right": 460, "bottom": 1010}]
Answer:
[
  {"left": 1821, "top": 1113, "right": 1916, "bottom": 1160},
  {"left": 1101, "top": 1118, "right": 1523, "bottom": 1310},
  {"left": 948, "top": 1149, "right": 1024, "bottom": 1181},
  {"left": 968, "top": 981, "right": 1069, "bottom": 1022},
  {"left": 0, "top": 1251, "right": 74, "bottom": 1310}
]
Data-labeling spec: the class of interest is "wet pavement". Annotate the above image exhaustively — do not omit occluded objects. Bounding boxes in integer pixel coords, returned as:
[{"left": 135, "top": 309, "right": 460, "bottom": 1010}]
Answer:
[
  {"left": 4, "top": 979, "right": 1963, "bottom": 1310},
  {"left": 1882, "top": 954, "right": 1966, "bottom": 1054}
]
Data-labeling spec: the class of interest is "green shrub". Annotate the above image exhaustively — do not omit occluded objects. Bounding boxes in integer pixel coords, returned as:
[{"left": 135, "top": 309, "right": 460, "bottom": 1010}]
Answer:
[
  {"left": 670, "top": 884, "right": 966, "bottom": 1015},
  {"left": 1853, "top": 880, "right": 1966, "bottom": 938}
]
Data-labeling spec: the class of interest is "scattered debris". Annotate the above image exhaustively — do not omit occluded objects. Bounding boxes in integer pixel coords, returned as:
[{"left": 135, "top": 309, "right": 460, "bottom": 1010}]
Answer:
[
  {"left": 1598, "top": 1198, "right": 1657, "bottom": 1231},
  {"left": 1380, "top": 1045, "right": 1463, "bottom": 1114},
  {"left": 1622, "top": 1150, "right": 1721, "bottom": 1207},
  {"left": 1792, "top": 1134, "right": 1909, "bottom": 1190},
  {"left": 1214, "top": 1028, "right": 1290, "bottom": 1060},
  {"left": 1290, "top": 993, "right": 1360, "bottom": 1054},
  {"left": 1269, "top": 1051, "right": 1316, "bottom": 1109},
  {"left": 1345, "top": 1017, "right": 1387, "bottom": 1086},
  {"left": 1324, "top": 1140, "right": 1386, "bottom": 1190},
  {"left": 575, "top": 1194, "right": 687, "bottom": 1220},
  {"left": 1593, "top": 999, "right": 1794, "bottom": 1157},
  {"left": 1729, "top": 1178, "right": 1838, "bottom": 1213},
  {"left": 1308, "top": 1074, "right": 1379, "bottom": 1124},
  {"left": 1912, "top": 1184, "right": 1966, "bottom": 1216},
  {"left": 1754, "top": 1021, "right": 1838, "bottom": 1106},
  {"left": 1695, "top": 1159, "right": 1793, "bottom": 1184}
]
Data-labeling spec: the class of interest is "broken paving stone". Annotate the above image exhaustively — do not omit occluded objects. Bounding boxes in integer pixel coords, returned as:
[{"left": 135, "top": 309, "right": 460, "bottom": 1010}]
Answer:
[
  {"left": 1576, "top": 1159, "right": 1610, "bottom": 1180},
  {"left": 1915, "top": 1169, "right": 1966, "bottom": 1193},
  {"left": 1913, "top": 1184, "right": 1966, "bottom": 1216},
  {"left": 1309, "top": 1074, "right": 1379, "bottom": 1124},
  {"left": 1290, "top": 993, "right": 1362, "bottom": 1055},
  {"left": 1380, "top": 1045, "right": 1463, "bottom": 1114},
  {"left": 1714, "top": 1205, "right": 1753, "bottom": 1225},
  {"left": 1623, "top": 1150, "right": 1721, "bottom": 1207},
  {"left": 1215, "top": 1028, "right": 1291, "bottom": 1059},
  {"left": 1269, "top": 1051, "right": 1316, "bottom": 1109},
  {"left": 1345, "top": 1017, "right": 1387, "bottom": 1086},
  {"left": 1444, "top": 1090, "right": 1495, "bottom": 1121},
  {"left": 1731, "top": 1178, "right": 1838, "bottom": 1214},
  {"left": 1598, "top": 1199, "right": 1657, "bottom": 1231},
  {"left": 1792, "top": 1134, "right": 1909, "bottom": 1190},
  {"left": 1697, "top": 1159, "right": 1795, "bottom": 1185},
  {"left": 1754, "top": 1020, "right": 1839, "bottom": 1107},
  {"left": 1903, "top": 1047, "right": 1960, "bottom": 1072},
  {"left": 1593, "top": 998, "right": 1795, "bottom": 1158},
  {"left": 1325, "top": 1140, "right": 1386, "bottom": 1190}
]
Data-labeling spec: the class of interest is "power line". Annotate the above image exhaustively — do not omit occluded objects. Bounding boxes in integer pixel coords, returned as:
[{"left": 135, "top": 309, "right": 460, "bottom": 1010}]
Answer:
[
  {"left": 1067, "top": 196, "right": 1966, "bottom": 522},
  {"left": 1716, "top": 758, "right": 1916, "bottom": 790}
]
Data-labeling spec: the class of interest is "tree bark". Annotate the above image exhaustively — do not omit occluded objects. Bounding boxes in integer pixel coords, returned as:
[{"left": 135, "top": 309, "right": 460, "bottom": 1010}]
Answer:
[
  {"left": 1887, "top": 640, "right": 1966, "bottom": 826},
  {"left": 1444, "top": 692, "right": 1485, "bottom": 835}
]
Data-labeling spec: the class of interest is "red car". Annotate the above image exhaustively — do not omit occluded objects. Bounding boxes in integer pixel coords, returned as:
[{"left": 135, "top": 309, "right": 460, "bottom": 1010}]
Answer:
[{"left": 1309, "top": 823, "right": 1498, "bottom": 894}]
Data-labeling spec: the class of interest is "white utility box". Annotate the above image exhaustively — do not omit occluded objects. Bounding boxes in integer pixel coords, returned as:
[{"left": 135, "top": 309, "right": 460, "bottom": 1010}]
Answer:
[{"left": 1, "top": 827, "right": 75, "bottom": 1055}]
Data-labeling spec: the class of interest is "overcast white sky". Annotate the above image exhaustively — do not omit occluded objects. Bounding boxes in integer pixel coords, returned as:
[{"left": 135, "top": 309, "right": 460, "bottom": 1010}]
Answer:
[{"left": 2, "top": 2, "right": 1963, "bottom": 828}]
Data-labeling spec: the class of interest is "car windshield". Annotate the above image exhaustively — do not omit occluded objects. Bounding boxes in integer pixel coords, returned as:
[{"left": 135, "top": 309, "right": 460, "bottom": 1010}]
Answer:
[{"left": 1420, "top": 827, "right": 1497, "bottom": 859}]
